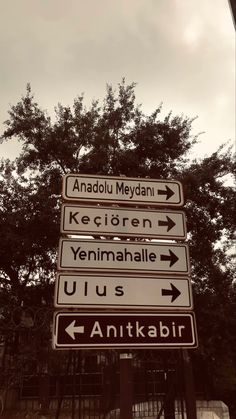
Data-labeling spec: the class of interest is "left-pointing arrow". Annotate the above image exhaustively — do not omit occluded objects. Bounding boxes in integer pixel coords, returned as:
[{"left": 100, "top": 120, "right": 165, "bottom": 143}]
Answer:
[{"left": 65, "top": 321, "right": 85, "bottom": 340}]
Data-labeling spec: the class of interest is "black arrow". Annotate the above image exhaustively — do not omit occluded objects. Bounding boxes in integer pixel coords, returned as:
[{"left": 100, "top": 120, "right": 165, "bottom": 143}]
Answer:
[
  {"left": 160, "top": 250, "right": 179, "bottom": 267},
  {"left": 157, "top": 185, "right": 175, "bottom": 200},
  {"left": 162, "top": 283, "right": 181, "bottom": 302},
  {"left": 158, "top": 216, "right": 176, "bottom": 232}
]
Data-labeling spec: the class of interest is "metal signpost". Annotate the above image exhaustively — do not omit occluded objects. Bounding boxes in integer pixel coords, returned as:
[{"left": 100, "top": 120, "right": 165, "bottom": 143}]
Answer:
[
  {"left": 54, "top": 273, "right": 193, "bottom": 309},
  {"left": 62, "top": 174, "right": 184, "bottom": 207},
  {"left": 53, "top": 173, "right": 198, "bottom": 419},
  {"left": 53, "top": 312, "right": 197, "bottom": 350}
]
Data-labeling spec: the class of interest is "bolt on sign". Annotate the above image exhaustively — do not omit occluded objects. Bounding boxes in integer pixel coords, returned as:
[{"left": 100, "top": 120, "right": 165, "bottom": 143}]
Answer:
[
  {"left": 61, "top": 204, "right": 187, "bottom": 240},
  {"left": 62, "top": 174, "right": 184, "bottom": 207},
  {"left": 53, "top": 312, "right": 198, "bottom": 349},
  {"left": 54, "top": 273, "right": 193, "bottom": 310},
  {"left": 57, "top": 238, "right": 190, "bottom": 275}
]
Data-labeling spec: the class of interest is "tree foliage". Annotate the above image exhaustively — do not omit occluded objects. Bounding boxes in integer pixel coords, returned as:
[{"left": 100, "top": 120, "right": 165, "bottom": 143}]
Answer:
[
  {"left": 0, "top": 80, "right": 236, "bottom": 403},
  {"left": 0, "top": 159, "right": 58, "bottom": 303}
]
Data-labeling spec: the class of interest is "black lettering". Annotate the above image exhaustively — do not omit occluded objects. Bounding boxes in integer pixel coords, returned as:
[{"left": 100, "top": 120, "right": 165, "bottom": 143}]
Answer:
[
  {"left": 72, "top": 179, "right": 80, "bottom": 191},
  {"left": 122, "top": 217, "right": 129, "bottom": 227},
  {"left": 87, "top": 183, "right": 92, "bottom": 192},
  {"left": 64, "top": 280, "right": 76, "bottom": 295},
  {"left": 70, "top": 246, "right": 81, "bottom": 260},
  {"left": 88, "top": 250, "right": 97, "bottom": 260},
  {"left": 131, "top": 218, "right": 139, "bottom": 227},
  {"left": 143, "top": 218, "right": 152, "bottom": 228},
  {"left": 115, "top": 286, "right": 124, "bottom": 296},
  {"left": 124, "top": 185, "right": 130, "bottom": 195},
  {"left": 149, "top": 252, "right": 156, "bottom": 262},
  {"left": 116, "top": 251, "right": 124, "bottom": 261},
  {"left": 134, "top": 252, "right": 141, "bottom": 262},
  {"left": 80, "top": 182, "right": 87, "bottom": 192},
  {"left": 96, "top": 285, "right": 107, "bottom": 296},
  {"left": 124, "top": 248, "right": 133, "bottom": 262},
  {"left": 116, "top": 181, "right": 125, "bottom": 195},
  {"left": 79, "top": 250, "right": 86, "bottom": 260},
  {"left": 84, "top": 281, "right": 88, "bottom": 296},
  {"left": 69, "top": 211, "right": 79, "bottom": 224},
  {"left": 81, "top": 215, "right": 90, "bottom": 224},
  {"left": 101, "top": 251, "right": 115, "bottom": 261}
]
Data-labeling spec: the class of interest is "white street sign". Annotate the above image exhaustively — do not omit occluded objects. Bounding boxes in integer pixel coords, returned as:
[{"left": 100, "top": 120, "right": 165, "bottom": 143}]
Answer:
[
  {"left": 57, "top": 238, "right": 190, "bottom": 275},
  {"left": 62, "top": 174, "right": 184, "bottom": 207},
  {"left": 54, "top": 273, "right": 193, "bottom": 310},
  {"left": 53, "top": 312, "right": 198, "bottom": 349},
  {"left": 61, "top": 205, "right": 187, "bottom": 240}
]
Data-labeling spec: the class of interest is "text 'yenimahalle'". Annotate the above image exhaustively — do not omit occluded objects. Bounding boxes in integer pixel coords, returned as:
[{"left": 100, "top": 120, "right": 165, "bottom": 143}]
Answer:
[{"left": 57, "top": 238, "right": 190, "bottom": 275}]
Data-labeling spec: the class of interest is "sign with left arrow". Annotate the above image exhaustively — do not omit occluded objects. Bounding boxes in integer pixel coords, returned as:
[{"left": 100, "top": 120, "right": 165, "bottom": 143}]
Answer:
[
  {"left": 61, "top": 204, "right": 187, "bottom": 240},
  {"left": 54, "top": 273, "right": 193, "bottom": 310},
  {"left": 53, "top": 312, "right": 198, "bottom": 349},
  {"left": 57, "top": 238, "right": 190, "bottom": 275}
]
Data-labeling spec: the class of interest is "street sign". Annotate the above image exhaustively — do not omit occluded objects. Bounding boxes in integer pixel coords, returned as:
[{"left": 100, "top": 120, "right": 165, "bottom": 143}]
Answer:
[
  {"left": 57, "top": 238, "right": 190, "bottom": 275},
  {"left": 61, "top": 204, "right": 187, "bottom": 240},
  {"left": 62, "top": 174, "right": 184, "bottom": 207},
  {"left": 54, "top": 273, "right": 193, "bottom": 310},
  {"left": 53, "top": 312, "right": 198, "bottom": 349}
]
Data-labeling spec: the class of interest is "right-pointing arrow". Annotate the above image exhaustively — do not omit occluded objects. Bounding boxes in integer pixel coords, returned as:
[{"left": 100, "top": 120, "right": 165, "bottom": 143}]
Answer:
[
  {"left": 157, "top": 185, "right": 175, "bottom": 200},
  {"left": 161, "top": 283, "right": 181, "bottom": 302},
  {"left": 158, "top": 216, "right": 176, "bottom": 232},
  {"left": 65, "top": 321, "right": 85, "bottom": 340},
  {"left": 160, "top": 249, "right": 179, "bottom": 267}
]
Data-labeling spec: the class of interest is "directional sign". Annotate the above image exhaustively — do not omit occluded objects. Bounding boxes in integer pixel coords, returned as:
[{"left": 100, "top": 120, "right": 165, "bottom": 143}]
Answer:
[
  {"left": 61, "top": 205, "right": 187, "bottom": 240},
  {"left": 57, "top": 238, "right": 190, "bottom": 275},
  {"left": 54, "top": 273, "right": 193, "bottom": 310},
  {"left": 62, "top": 174, "right": 184, "bottom": 207},
  {"left": 53, "top": 312, "right": 198, "bottom": 349}
]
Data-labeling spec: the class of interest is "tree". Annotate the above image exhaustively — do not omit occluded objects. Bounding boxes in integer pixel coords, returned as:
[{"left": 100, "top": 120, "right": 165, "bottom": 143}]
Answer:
[
  {"left": 0, "top": 159, "right": 58, "bottom": 304},
  {"left": 0, "top": 80, "right": 235, "bottom": 409}
]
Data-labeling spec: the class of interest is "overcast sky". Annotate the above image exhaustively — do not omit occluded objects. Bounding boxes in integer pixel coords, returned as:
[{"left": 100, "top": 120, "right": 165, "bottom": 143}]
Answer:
[{"left": 0, "top": 0, "right": 235, "bottom": 161}]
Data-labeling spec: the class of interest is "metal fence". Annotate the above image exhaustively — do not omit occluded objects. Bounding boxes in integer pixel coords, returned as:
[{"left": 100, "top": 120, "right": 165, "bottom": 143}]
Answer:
[{"left": 0, "top": 306, "right": 187, "bottom": 418}]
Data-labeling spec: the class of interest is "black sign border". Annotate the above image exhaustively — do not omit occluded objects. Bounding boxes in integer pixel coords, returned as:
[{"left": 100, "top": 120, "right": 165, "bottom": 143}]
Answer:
[
  {"left": 57, "top": 238, "right": 190, "bottom": 276},
  {"left": 52, "top": 311, "right": 198, "bottom": 350},
  {"left": 62, "top": 174, "right": 184, "bottom": 207},
  {"left": 60, "top": 204, "right": 187, "bottom": 240},
  {"left": 54, "top": 273, "right": 193, "bottom": 310}
]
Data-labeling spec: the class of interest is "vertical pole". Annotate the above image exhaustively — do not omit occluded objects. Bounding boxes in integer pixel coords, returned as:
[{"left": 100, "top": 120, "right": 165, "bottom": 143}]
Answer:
[
  {"left": 77, "top": 351, "right": 82, "bottom": 419},
  {"left": 164, "top": 371, "right": 175, "bottom": 419},
  {"left": 38, "top": 345, "right": 50, "bottom": 415},
  {"left": 39, "top": 374, "right": 50, "bottom": 415},
  {"left": 182, "top": 349, "right": 197, "bottom": 419},
  {"left": 163, "top": 352, "right": 175, "bottom": 419},
  {"left": 72, "top": 352, "right": 76, "bottom": 419},
  {"left": 120, "top": 353, "right": 133, "bottom": 419},
  {"left": 55, "top": 353, "right": 72, "bottom": 419}
]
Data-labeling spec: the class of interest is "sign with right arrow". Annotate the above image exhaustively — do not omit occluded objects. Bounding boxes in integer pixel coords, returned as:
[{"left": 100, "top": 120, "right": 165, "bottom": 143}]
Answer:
[
  {"left": 54, "top": 273, "right": 193, "bottom": 310},
  {"left": 53, "top": 174, "right": 198, "bottom": 351},
  {"left": 62, "top": 174, "right": 184, "bottom": 207},
  {"left": 61, "top": 205, "right": 187, "bottom": 240},
  {"left": 58, "top": 238, "right": 190, "bottom": 275}
]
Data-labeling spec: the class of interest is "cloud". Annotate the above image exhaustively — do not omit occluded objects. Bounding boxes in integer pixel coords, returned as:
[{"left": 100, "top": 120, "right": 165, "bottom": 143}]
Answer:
[{"left": 0, "top": 0, "right": 234, "bottom": 160}]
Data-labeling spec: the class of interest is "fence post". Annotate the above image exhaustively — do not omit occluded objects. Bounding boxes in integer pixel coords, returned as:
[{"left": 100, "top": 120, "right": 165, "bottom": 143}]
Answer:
[
  {"left": 182, "top": 349, "right": 197, "bottom": 419},
  {"left": 163, "top": 352, "right": 175, "bottom": 419},
  {"left": 120, "top": 353, "right": 133, "bottom": 419}
]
